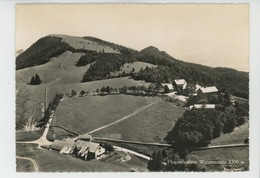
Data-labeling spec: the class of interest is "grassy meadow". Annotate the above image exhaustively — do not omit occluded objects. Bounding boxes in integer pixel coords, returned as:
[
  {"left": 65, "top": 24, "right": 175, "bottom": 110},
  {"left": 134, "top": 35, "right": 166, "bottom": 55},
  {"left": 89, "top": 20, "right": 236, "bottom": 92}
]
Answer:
[
  {"left": 51, "top": 95, "right": 147, "bottom": 138},
  {"left": 187, "top": 147, "right": 249, "bottom": 171},
  {"left": 16, "top": 143, "right": 147, "bottom": 172},
  {"left": 16, "top": 158, "right": 35, "bottom": 172},
  {"left": 210, "top": 122, "right": 249, "bottom": 145},
  {"left": 92, "top": 100, "right": 185, "bottom": 143}
]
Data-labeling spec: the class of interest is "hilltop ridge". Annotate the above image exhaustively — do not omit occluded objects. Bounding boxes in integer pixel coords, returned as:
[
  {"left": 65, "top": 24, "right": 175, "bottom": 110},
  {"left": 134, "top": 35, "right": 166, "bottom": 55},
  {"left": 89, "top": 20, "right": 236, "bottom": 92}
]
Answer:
[{"left": 16, "top": 34, "right": 249, "bottom": 99}]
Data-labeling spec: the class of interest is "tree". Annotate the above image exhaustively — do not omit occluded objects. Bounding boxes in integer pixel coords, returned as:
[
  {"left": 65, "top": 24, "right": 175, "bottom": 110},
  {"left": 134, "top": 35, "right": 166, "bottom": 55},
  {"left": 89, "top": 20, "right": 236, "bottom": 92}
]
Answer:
[
  {"left": 29, "top": 73, "right": 42, "bottom": 85},
  {"left": 162, "top": 149, "right": 168, "bottom": 158},
  {"left": 222, "top": 115, "right": 237, "bottom": 133},
  {"left": 71, "top": 90, "right": 77, "bottom": 97},
  {"left": 223, "top": 91, "right": 232, "bottom": 106},
  {"left": 212, "top": 121, "right": 222, "bottom": 138},
  {"left": 80, "top": 90, "right": 86, "bottom": 96},
  {"left": 164, "top": 109, "right": 223, "bottom": 148},
  {"left": 35, "top": 73, "right": 42, "bottom": 84},
  {"left": 106, "top": 86, "right": 111, "bottom": 93},
  {"left": 100, "top": 142, "right": 114, "bottom": 152},
  {"left": 29, "top": 75, "right": 35, "bottom": 84},
  {"left": 100, "top": 86, "right": 106, "bottom": 93},
  {"left": 147, "top": 151, "right": 164, "bottom": 171}
]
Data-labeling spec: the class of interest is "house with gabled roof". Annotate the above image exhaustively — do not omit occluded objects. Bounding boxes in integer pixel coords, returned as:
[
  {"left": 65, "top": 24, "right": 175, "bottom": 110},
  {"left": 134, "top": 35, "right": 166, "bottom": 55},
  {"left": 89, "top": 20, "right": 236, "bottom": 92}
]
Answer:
[
  {"left": 196, "top": 86, "right": 219, "bottom": 101},
  {"left": 172, "top": 79, "right": 187, "bottom": 95},
  {"left": 162, "top": 83, "right": 174, "bottom": 93},
  {"left": 173, "top": 79, "right": 187, "bottom": 90},
  {"left": 197, "top": 86, "right": 218, "bottom": 95},
  {"left": 50, "top": 138, "right": 76, "bottom": 155},
  {"left": 75, "top": 140, "right": 105, "bottom": 160}
]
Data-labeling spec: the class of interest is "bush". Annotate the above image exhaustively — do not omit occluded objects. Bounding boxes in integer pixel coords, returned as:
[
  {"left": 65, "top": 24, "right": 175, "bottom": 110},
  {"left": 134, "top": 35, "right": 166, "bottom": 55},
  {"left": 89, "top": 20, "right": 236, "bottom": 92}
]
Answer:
[{"left": 147, "top": 151, "right": 164, "bottom": 171}]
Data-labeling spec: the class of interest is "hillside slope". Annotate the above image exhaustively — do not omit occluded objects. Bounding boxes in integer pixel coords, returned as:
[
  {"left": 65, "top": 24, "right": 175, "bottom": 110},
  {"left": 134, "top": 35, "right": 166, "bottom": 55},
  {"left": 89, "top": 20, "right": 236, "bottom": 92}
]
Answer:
[
  {"left": 16, "top": 34, "right": 249, "bottom": 130},
  {"left": 16, "top": 34, "right": 125, "bottom": 70},
  {"left": 16, "top": 34, "right": 249, "bottom": 97},
  {"left": 16, "top": 51, "right": 88, "bottom": 84}
]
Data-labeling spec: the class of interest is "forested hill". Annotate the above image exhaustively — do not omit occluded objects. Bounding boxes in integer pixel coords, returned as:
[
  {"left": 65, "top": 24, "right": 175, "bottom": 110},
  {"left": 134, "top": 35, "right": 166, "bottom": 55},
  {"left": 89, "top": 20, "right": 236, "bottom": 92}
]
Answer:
[
  {"left": 16, "top": 36, "right": 73, "bottom": 70},
  {"left": 16, "top": 35, "right": 137, "bottom": 70},
  {"left": 16, "top": 35, "right": 249, "bottom": 99},
  {"left": 137, "top": 46, "right": 248, "bottom": 98},
  {"left": 80, "top": 44, "right": 249, "bottom": 99}
]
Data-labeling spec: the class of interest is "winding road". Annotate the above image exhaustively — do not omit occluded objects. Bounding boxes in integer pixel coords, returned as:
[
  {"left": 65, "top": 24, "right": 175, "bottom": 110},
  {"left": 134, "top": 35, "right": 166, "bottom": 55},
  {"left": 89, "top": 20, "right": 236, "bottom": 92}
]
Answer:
[
  {"left": 17, "top": 92, "right": 249, "bottom": 171},
  {"left": 16, "top": 156, "right": 39, "bottom": 172},
  {"left": 16, "top": 117, "right": 53, "bottom": 147}
]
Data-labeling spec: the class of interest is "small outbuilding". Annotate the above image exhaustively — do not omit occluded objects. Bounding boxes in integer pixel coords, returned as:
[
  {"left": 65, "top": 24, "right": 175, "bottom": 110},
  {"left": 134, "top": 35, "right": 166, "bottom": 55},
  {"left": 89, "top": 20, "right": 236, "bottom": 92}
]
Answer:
[{"left": 78, "top": 134, "right": 93, "bottom": 142}]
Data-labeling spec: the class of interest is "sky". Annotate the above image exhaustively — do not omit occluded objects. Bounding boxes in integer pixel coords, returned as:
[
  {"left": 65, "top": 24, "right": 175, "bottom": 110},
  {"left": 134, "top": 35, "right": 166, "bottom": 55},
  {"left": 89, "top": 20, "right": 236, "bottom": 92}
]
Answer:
[{"left": 16, "top": 4, "right": 249, "bottom": 72}]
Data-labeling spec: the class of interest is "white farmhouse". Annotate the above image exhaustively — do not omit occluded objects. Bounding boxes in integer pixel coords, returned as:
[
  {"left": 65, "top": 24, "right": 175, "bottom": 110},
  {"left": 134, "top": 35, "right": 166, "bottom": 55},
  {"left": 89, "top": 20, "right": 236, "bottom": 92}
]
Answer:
[{"left": 173, "top": 79, "right": 187, "bottom": 90}]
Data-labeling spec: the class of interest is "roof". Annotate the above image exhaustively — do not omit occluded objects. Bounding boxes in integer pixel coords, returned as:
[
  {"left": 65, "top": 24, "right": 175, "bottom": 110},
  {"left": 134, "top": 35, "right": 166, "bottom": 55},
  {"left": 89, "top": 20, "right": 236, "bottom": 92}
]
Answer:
[
  {"left": 75, "top": 140, "right": 101, "bottom": 153},
  {"left": 190, "top": 104, "right": 216, "bottom": 109},
  {"left": 174, "top": 79, "right": 186, "bottom": 85},
  {"left": 51, "top": 138, "right": 76, "bottom": 151},
  {"left": 198, "top": 86, "right": 218, "bottom": 94},
  {"left": 78, "top": 134, "right": 92, "bottom": 141},
  {"left": 195, "top": 84, "right": 202, "bottom": 92},
  {"left": 161, "top": 83, "right": 174, "bottom": 90},
  {"left": 165, "top": 83, "right": 174, "bottom": 90},
  {"left": 60, "top": 146, "right": 74, "bottom": 154}
]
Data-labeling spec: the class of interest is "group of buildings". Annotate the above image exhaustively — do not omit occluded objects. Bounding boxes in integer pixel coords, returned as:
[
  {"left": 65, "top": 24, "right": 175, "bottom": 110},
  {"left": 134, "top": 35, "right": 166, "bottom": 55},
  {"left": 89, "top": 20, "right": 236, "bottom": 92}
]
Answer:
[
  {"left": 50, "top": 134, "right": 106, "bottom": 160},
  {"left": 162, "top": 79, "right": 220, "bottom": 109}
]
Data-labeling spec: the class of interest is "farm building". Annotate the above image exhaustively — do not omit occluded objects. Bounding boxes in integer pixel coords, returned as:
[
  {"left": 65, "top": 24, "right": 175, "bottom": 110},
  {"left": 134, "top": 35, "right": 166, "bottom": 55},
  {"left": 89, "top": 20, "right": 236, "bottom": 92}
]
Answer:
[
  {"left": 173, "top": 79, "right": 187, "bottom": 95},
  {"left": 51, "top": 138, "right": 106, "bottom": 160},
  {"left": 195, "top": 84, "right": 202, "bottom": 92},
  {"left": 173, "top": 79, "right": 187, "bottom": 90},
  {"left": 162, "top": 83, "right": 174, "bottom": 93},
  {"left": 189, "top": 104, "right": 216, "bottom": 110},
  {"left": 197, "top": 86, "right": 219, "bottom": 98},
  {"left": 50, "top": 138, "right": 76, "bottom": 155},
  {"left": 78, "top": 134, "right": 93, "bottom": 142},
  {"left": 75, "top": 140, "right": 105, "bottom": 160}
]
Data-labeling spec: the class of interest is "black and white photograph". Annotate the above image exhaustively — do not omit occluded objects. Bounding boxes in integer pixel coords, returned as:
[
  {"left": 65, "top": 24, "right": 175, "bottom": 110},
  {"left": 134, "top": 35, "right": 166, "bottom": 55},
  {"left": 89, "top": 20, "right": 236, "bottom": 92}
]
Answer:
[
  {"left": 0, "top": 1, "right": 256, "bottom": 176},
  {"left": 14, "top": 3, "right": 251, "bottom": 172}
]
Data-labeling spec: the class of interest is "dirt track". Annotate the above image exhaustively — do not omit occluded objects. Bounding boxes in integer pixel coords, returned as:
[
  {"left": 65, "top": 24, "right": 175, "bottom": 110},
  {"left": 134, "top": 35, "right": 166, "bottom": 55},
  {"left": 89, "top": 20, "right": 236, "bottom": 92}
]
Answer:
[
  {"left": 86, "top": 101, "right": 158, "bottom": 134},
  {"left": 16, "top": 156, "right": 39, "bottom": 172},
  {"left": 61, "top": 52, "right": 72, "bottom": 73}
]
